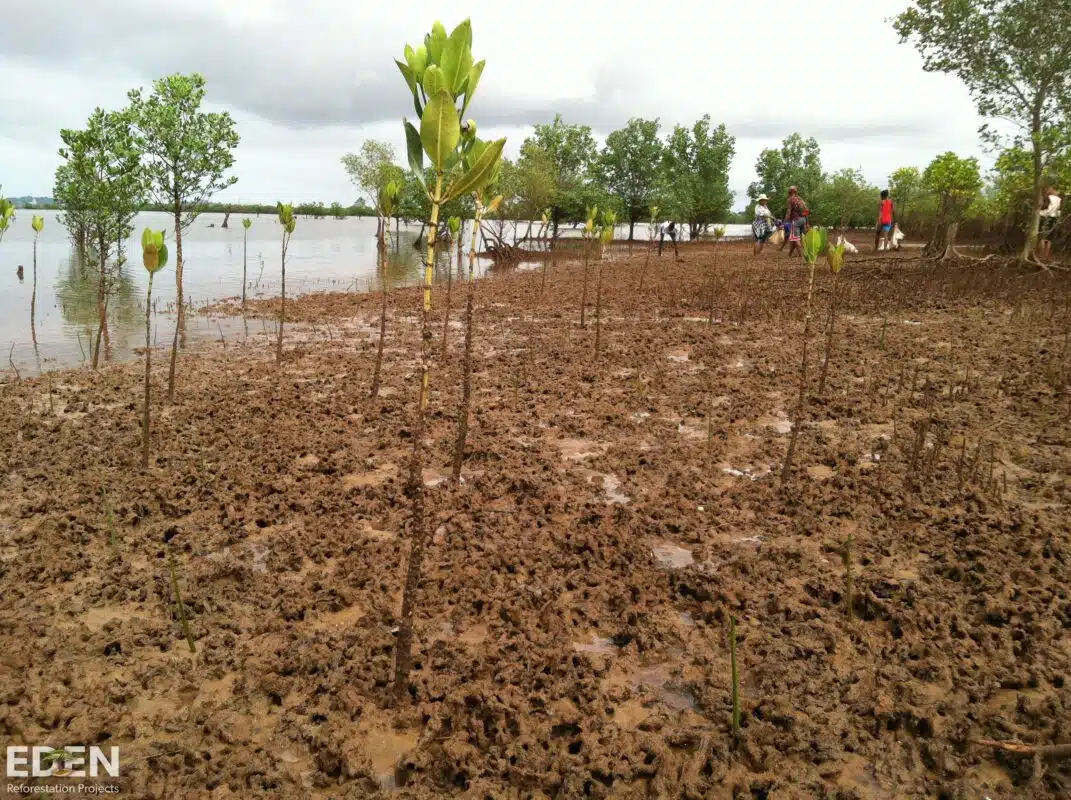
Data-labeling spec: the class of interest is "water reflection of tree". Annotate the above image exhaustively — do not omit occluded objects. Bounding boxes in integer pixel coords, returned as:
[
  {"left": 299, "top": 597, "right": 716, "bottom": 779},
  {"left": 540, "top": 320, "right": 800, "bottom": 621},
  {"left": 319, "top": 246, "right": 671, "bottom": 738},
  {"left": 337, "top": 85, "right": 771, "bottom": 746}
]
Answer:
[
  {"left": 55, "top": 255, "right": 140, "bottom": 361},
  {"left": 381, "top": 230, "right": 457, "bottom": 287}
]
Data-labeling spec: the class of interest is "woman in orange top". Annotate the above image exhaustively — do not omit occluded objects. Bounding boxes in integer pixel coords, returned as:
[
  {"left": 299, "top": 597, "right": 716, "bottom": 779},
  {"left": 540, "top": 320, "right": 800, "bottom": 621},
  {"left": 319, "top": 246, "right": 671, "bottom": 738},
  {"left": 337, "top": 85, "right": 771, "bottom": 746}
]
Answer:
[{"left": 875, "top": 190, "right": 895, "bottom": 252}]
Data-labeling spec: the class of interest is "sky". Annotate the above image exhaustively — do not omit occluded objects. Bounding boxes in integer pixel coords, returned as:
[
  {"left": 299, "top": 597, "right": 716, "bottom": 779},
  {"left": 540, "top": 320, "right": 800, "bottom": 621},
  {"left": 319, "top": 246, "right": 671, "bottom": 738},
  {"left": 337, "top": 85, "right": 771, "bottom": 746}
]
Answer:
[{"left": 0, "top": 0, "right": 987, "bottom": 210}]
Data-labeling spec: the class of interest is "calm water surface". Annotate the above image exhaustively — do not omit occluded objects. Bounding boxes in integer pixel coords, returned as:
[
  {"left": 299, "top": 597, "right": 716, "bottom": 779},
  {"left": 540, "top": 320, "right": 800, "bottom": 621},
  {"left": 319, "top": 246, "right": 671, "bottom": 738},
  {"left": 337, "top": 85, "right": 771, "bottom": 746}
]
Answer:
[{"left": 0, "top": 211, "right": 750, "bottom": 377}]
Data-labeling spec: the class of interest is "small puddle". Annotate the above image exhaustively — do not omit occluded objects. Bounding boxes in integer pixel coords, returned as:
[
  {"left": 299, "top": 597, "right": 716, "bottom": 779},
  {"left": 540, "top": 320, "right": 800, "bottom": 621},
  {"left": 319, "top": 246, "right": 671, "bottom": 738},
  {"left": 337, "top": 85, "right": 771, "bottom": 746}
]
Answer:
[
  {"left": 572, "top": 636, "right": 618, "bottom": 654},
  {"left": 457, "top": 623, "right": 489, "bottom": 645},
  {"left": 721, "top": 466, "right": 771, "bottom": 481},
  {"left": 342, "top": 464, "right": 397, "bottom": 489},
  {"left": 652, "top": 543, "right": 694, "bottom": 569},
  {"left": 310, "top": 604, "right": 364, "bottom": 631},
  {"left": 579, "top": 468, "right": 630, "bottom": 504},
  {"left": 666, "top": 349, "right": 690, "bottom": 363},
  {"left": 556, "top": 439, "right": 608, "bottom": 462},
  {"left": 634, "top": 664, "right": 698, "bottom": 712},
  {"left": 758, "top": 415, "right": 793, "bottom": 434},
  {"left": 807, "top": 465, "right": 835, "bottom": 480}
]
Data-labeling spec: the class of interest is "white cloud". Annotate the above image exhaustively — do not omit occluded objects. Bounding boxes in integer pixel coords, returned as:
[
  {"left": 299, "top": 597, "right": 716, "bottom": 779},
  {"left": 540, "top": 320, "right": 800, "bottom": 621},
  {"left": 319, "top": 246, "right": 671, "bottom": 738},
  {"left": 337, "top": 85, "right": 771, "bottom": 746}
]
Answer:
[{"left": 0, "top": 0, "right": 988, "bottom": 208}]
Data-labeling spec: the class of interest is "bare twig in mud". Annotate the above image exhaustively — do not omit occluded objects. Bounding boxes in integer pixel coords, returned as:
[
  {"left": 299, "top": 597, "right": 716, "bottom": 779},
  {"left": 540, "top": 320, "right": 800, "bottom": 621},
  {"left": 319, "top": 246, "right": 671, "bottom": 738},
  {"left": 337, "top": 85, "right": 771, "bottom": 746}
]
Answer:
[
  {"left": 165, "top": 540, "right": 196, "bottom": 653},
  {"left": 47, "top": 372, "right": 54, "bottom": 414},
  {"left": 729, "top": 615, "right": 741, "bottom": 747},
  {"left": 101, "top": 488, "right": 117, "bottom": 548},
  {"left": 974, "top": 740, "right": 1071, "bottom": 761},
  {"left": 370, "top": 194, "right": 398, "bottom": 401},
  {"left": 843, "top": 534, "right": 854, "bottom": 621},
  {"left": 8, "top": 343, "right": 19, "bottom": 381}
]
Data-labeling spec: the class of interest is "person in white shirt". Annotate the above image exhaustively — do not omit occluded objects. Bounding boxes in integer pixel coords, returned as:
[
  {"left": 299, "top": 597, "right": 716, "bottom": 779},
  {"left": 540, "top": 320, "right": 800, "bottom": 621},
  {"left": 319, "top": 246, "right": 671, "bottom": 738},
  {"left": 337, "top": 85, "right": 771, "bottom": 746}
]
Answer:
[
  {"left": 658, "top": 220, "right": 679, "bottom": 258},
  {"left": 752, "top": 194, "right": 776, "bottom": 255},
  {"left": 1038, "top": 187, "right": 1062, "bottom": 261}
]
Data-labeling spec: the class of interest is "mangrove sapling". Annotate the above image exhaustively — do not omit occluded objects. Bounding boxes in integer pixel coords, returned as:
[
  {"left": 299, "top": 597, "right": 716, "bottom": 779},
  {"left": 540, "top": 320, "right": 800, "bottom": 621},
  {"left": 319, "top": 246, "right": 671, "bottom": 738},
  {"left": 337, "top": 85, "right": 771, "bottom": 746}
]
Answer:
[
  {"left": 140, "top": 228, "right": 169, "bottom": 469},
  {"left": 637, "top": 205, "right": 658, "bottom": 293},
  {"left": 371, "top": 180, "right": 401, "bottom": 400},
  {"left": 707, "top": 226, "right": 726, "bottom": 325},
  {"left": 538, "top": 208, "right": 552, "bottom": 292},
  {"left": 817, "top": 240, "right": 847, "bottom": 397},
  {"left": 275, "top": 203, "right": 296, "bottom": 364},
  {"left": 241, "top": 218, "right": 251, "bottom": 308},
  {"left": 579, "top": 206, "right": 598, "bottom": 328},
  {"left": 30, "top": 216, "right": 43, "bottom": 347},
  {"left": 781, "top": 227, "right": 828, "bottom": 483},
  {"left": 0, "top": 196, "right": 14, "bottom": 245},
  {"left": 452, "top": 159, "right": 504, "bottom": 481},
  {"left": 393, "top": 18, "right": 506, "bottom": 702},
  {"left": 843, "top": 534, "right": 855, "bottom": 621},
  {"left": 729, "top": 615, "right": 741, "bottom": 746},
  {"left": 441, "top": 215, "right": 461, "bottom": 360},
  {"left": 165, "top": 534, "right": 196, "bottom": 653},
  {"left": 594, "top": 210, "right": 616, "bottom": 363}
]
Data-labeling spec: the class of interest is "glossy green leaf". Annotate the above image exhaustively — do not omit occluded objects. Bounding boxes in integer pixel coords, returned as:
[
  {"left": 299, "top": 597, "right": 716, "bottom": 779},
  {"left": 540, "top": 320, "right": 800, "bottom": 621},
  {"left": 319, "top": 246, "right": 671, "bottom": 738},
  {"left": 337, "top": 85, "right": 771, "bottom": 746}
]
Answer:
[
  {"left": 242, "top": 218, "right": 252, "bottom": 229},
  {"left": 828, "top": 241, "right": 845, "bottom": 274},
  {"left": 409, "top": 45, "right": 428, "bottom": 82},
  {"left": 395, "top": 59, "right": 417, "bottom": 97},
  {"left": 403, "top": 119, "right": 426, "bottom": 190},
  {"left": 448, "top": 215, "right": 461, "bottom": 235},
  {"left": 31, "top": 215, "right": 44, "bottom": 233},
  {"left": 461, "top": 60, "right": 485, "bottom": 118},
  {"left": 157, "top": 242, "right": 169, "bottom": 270},
  {"left": 420, "top": 89, "right": 461, "bottom": 169},
  {"left": 422, "top": 65, "right": 444, "bottom": 98},
  {"left": 427, "top": 22, "right": 447, "bottom": 65},
  {"left": 443, "top": 137, "right": 504, "bottom": 201},
  {"left": 439, "top": 20, "right": 473, "bottom": 98}
]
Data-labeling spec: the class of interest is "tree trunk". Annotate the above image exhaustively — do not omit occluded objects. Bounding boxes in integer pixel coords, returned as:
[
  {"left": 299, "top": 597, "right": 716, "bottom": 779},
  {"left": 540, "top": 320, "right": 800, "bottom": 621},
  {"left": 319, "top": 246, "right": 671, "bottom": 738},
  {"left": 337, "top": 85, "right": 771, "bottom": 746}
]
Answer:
[
  {"left": 452, "top": 203, "right": 483, "bottom": 482},
  {"left": 30, "top": 238, "right": 38, "bottom": 348},
  {"left": 370, "top": 226, "right": 389, "bottom": 400},
  {"left": 441, "top": 236, "right": 454, "bottom": 361},
  {"left": 91, "top": 233, "right": 108, "bottom": 370},
  {"left": 167, "top": 209, "right": 184, "bottom": 401},
  {"left": 1020, "top": 115, "right": 1044, "bottom": 261},
  {"left": 394, "top": 173, "right": 443, "bottom": 704},
  {"left": 628, "top": 219, "right": 636, "bottom": 241},
  {"left": 817, "top": 272, "right": 840, "bottom": 397},
  {"left": 142, "top": 273, "right": 154, "bottom": 469},
  {"left": 781, "top": 260, "right": 818, "bottom": 483},
  {"left": 276, "top": 235, "right": 288, "bottom": 363},
  {"left": 580, "top": 238, "right": 590, "bottom": 328},
  {"left": 242, "top": 230, "right": 247, "bottom": 308}
]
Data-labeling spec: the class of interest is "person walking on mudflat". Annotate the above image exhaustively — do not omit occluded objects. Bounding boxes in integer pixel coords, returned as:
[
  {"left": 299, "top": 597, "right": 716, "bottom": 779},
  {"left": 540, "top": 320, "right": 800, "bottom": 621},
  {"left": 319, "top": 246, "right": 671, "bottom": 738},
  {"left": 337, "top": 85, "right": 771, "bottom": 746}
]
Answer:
[
  {"left": 784, "top": 186, "right": 809, "bottom": 258},
  {"left": 875, "top": 189, "right": 895, "bottom": 251},
  {"left": 1037, "top": 185, "right": 1062, "bottom": 262},
  {"left": 752, "top": 194, "right": 776, "bottom": 255}
]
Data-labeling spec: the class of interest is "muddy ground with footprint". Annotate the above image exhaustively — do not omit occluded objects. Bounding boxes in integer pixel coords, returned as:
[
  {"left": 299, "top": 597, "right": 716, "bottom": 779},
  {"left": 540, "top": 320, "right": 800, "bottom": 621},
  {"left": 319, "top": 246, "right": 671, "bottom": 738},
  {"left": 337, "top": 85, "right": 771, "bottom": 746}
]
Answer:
[{"left": 0, "top": 241, "right": 1068, "bottom": 799}]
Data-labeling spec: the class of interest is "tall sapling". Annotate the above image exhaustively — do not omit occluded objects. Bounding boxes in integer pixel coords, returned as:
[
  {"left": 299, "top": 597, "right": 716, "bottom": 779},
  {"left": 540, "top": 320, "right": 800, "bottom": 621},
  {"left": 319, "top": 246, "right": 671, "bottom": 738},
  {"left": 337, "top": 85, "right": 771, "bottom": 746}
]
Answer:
[
  {"left": 393, "top": 18, "right": 506, "bottom": 702},
  {"left": 241, "top": 218, "right": 251, "bottom": 307},
  {"left": 781, "top": 226, "right": 827, "bottom": 483},
  {"left": 275, "top": 203, "right": 296, "bottom": 363},
  {"left": 140, "top": 228, "right": 169, "bottom": 468}
]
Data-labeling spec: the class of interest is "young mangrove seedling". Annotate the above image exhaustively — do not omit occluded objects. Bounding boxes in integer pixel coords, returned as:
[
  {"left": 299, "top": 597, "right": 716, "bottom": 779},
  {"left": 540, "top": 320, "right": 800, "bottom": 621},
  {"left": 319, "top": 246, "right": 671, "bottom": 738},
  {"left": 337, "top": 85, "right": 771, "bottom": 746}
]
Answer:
[
  {"left": 393, "top": 18, "right": 506, "bottom": 703},
  {"left": 707, "top": 225, "right": 726, "bottom": 325},
  {"left": 30, "top": 215, "right": 43, "bottom": 346},
  {"left": 241, "top": 218, "right": 251, "bottom": 308},
  {"left": 452, "top": 169, "right": 503, "bottom": 481},
  {"left": 594, "top": 209, "right": 616, "bottom": 363},
  {"left": 781, "top": 226, "right": 828, "bottom": 483},
  {"left": 441, "top": 215, "right": 462, "bottom": 360},
  {"left": 638, "top": 205, "right": 658, "bottom": 294},
  {"left": 817, "top": 239, "right": 847, "bottom": 397},
  {"left": 579, "top": 205, "right": 598, "bottom": 328},
  {"left": 371, "top": 180, "right": 401, "bottom": 400},
  {"left": 140, "top": 228, "right": 169, "bottom": 469},
  {"left": 165, "top": 532, "right": 196, "bottom": 653},
  {"left": 0, "top": 196, "right": 14, "bottom": 244},
  {"left": 275, "top": 203, "right": 296, "bottom": 364},
  {"left": 730, "top": 615, "right": 741, "bottom": 745},
  {"left": 539, "top": 207, "right": 552, "bottom": 292},
  {"left": 843, "top": 534, "right": 855, "bottom": 620}
]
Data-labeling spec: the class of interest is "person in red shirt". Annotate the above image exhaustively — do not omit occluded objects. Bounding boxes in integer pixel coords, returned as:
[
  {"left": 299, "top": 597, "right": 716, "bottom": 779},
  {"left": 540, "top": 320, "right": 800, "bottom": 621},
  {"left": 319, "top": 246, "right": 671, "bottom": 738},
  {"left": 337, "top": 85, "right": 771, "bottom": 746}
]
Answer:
[{"left": 875, "top": 189, "right": 895, "bottom": 252}]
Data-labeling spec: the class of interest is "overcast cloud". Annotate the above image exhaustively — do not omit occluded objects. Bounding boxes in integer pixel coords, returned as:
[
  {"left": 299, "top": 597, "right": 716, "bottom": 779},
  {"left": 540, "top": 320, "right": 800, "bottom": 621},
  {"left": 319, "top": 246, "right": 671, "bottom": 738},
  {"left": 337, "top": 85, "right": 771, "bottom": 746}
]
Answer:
[{"left": 0, "top": 0, "right": 986, "bottom": 208}]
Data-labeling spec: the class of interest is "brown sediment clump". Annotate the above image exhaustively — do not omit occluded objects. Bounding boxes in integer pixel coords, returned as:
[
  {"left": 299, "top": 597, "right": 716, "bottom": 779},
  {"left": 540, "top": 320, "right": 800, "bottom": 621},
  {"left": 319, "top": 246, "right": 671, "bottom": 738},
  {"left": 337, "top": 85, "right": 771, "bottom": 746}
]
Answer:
[{"left": 0, "top": 242, "right": 1068, "bottom": 797}]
